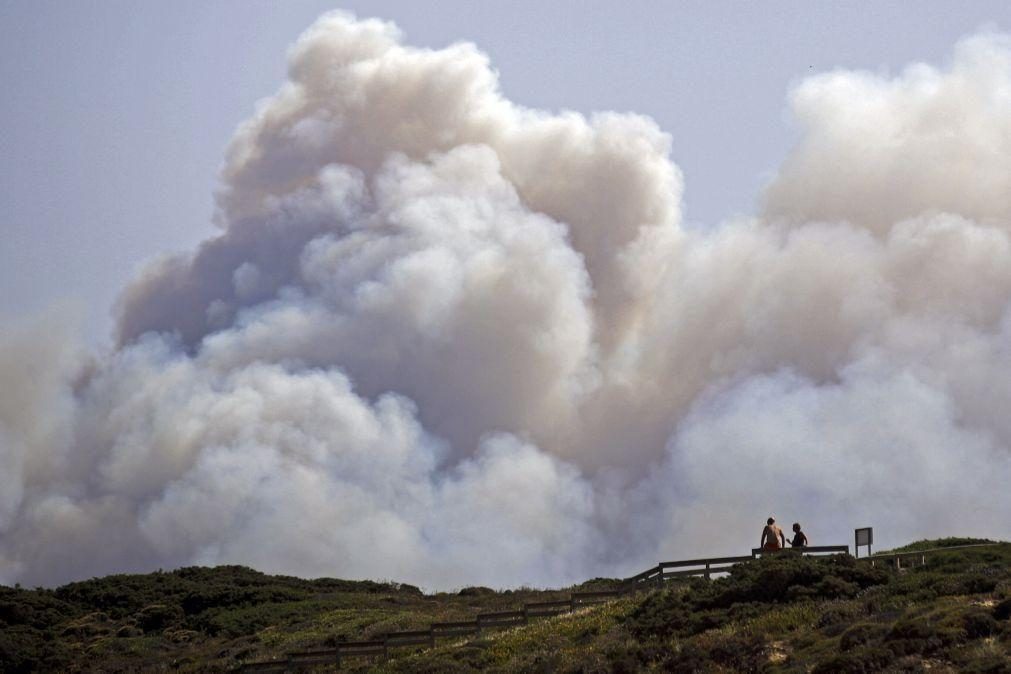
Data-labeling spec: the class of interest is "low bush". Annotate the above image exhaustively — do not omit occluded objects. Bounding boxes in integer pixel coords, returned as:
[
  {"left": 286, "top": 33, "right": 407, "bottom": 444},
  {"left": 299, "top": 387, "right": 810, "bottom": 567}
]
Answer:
[
  {"left": 134, "top": 603, "right": 184, "bottom": 633},
  {"left": 668, "top": 633, "right": 766, "bottom": 672},
  {"left": 839, "top": 622, "right": 889, "bottom": 650},
  {"left": 884, "top": 617, "right": 962, "bottom": 657},
  {"left": 603, "top": 643, "right": 657, "bottom": 673},
  {"left": 457, "top": 586, "right": 496, "bottom": 598},
  {"left": 815, "top": 603, "right": 862, "bottom": 630},
  {"left": 624, "top": 554, "right": 892, "bottom": 648},
  {"left": 622, "top": 590, "right": 691, "bottom": 640},
  {"left": 391, "top": 644, "right": 495, "bottom": 673},
  {"left": 811, "top": 646, "right": 895, "bottom": 673},
  {"left": 694, "top": 553, "right": 889, "bottom": 609},
  {"left": 963, "top": 610, "right": 1000, "bottom": 639}
]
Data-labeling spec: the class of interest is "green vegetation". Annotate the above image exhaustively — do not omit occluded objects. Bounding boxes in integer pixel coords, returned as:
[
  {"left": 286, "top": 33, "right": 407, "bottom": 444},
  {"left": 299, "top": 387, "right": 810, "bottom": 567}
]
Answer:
[{"left": 2, "top": 539, "right": 1010, "bottom": 672}]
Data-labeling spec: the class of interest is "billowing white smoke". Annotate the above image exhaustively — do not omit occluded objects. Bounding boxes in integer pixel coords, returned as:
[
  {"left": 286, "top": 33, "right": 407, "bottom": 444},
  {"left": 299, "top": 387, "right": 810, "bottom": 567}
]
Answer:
[{"left": 2, "top": 14, "right": 1010, "bottom": 588}]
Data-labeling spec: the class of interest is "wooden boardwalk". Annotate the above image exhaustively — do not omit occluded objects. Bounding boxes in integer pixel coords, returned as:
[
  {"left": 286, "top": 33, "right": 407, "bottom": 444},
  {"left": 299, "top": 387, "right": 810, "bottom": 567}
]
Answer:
[{"left": 239, "top": 545, "right": 851, "bottom": 671}]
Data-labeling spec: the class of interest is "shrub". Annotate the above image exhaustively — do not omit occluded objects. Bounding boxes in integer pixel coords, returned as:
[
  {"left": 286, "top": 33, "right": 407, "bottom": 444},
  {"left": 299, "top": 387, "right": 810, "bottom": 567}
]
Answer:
[
  {"left": 0, "top": 588, "right": 77, "bottom": 629},
  {"left": 603, "top": 643, "right": 656, "bottom": 673},
  {"left": 884, "top": 617, "right": 959, "bottom": 656},
  {"left": 134, "top": 603, "right": 184, "bottom": 633},
  {"left": 994, "top": 598, "right": 1011, "bottom": 621},
  {"left": 695, "top": 554, "right": 888, "bottom": 609},
  {"left": 457, "top": 586, "right": 496, "bottom": 597},
  {"left": 812, "top": 646, "right": 895, "bottom": 673},
  {"left": 726, "top": 602, "right": 763, "bottom": 623},
  {"left": 572, "top": 577, "right": 625, "bottom": 592},
  {"left": 959, "top": 654, "right": 1011, "bottom": 673},
  {"left": 0, "top": 625, "right": 71, "bottom": 673},
  {"left": 962, "top": 610, "right": 999, "bottom": 639},
  {"left": 668, "top": 633, "right": 766, "bottom": 672},
  {"left": 809, "top": 576, "right": 860, "bottom": 600},
  {"left": 816, "top": 603, "right": 862, "bottom": 630},
  {"left": 839, "top": 622, "right": 888, "bottom": 650},
  {"left": 392, "top": 645, "right": 493, "bottom": 673},
  {"left": 622, "top": 591, "right": 691, "bottom": 640},
  {"left": 190, "top": 600, "right": 333, "bottom": 638}
]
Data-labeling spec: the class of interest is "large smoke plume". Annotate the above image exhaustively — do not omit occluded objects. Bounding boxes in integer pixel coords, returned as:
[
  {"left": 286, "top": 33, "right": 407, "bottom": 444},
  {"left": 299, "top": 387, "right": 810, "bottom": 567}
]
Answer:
[{"left": 2, "top": 14, "right": 1010, "bottom": 588}]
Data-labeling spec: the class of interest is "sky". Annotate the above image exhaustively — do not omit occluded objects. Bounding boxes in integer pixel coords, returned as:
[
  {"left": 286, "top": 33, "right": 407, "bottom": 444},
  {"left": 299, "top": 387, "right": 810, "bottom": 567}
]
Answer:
[
  {"left": 3, "top": 1, "right": 1010, "bottom": 344},
  {"left": 2, "top": 3, "right": 1011, "bottom": 589}
]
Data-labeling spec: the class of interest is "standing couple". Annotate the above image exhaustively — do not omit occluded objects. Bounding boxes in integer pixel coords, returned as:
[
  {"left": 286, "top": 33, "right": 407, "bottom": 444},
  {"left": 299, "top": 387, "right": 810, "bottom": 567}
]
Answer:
[{"left": 761, "top": 516, "right": 807, "bottom": 551}]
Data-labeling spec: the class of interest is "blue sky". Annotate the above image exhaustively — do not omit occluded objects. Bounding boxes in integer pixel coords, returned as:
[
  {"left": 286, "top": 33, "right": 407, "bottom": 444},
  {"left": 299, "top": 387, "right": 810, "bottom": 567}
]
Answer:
[{"left": 2, "top": 1, "right": 1010, "bottom": 343}]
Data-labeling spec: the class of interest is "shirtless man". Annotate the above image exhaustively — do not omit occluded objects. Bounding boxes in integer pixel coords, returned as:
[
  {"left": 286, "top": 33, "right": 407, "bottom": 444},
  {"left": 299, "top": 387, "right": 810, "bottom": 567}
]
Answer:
[{"left": 761, "top": 517, "right": 786, "bottom": 552}]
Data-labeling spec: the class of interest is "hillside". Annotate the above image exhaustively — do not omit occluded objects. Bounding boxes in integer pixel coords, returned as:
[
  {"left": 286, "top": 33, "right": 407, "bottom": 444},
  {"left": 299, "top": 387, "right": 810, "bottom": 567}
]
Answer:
[{"left": 2, "top": 540, "right": 1010, "bottom": 672}]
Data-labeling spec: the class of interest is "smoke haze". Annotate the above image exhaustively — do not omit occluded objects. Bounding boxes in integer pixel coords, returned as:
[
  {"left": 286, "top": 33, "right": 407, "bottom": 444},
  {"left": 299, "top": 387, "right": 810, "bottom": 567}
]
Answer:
[{"left": 2, "top": 13, "right": 1010, "bottom": 588}]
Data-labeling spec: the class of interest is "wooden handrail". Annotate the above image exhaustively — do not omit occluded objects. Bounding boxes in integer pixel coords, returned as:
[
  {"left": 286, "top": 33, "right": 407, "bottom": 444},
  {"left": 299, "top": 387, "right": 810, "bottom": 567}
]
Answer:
[
  {"left": 861, "top": 542, "right": 1004, "bottom": 570},
  {"left": 752, "top": 545, "right": 849, "bottom": 556},
  {"left": 477, "top": 610, "right": 526, "bottom": 627},
  {"left": 383, "top": 630, "right": 433, "bottom": 646},
  {"left": 623, "top": 564, "right": 661, "bottom": 583},
  {"left": 431, "top": 620, "right": 479, "bottom": 631},
  {"left": 660, "top": 555, "right": 753, "bottom": 568},
  {"left": 239, "top": 662, "right": 287, "bottom": 672},
  {"left": 289, "top": 649, "right": 337, "bottom": 658},
  {"left": 868, "top": 543, "right": 1000, "bottom": 559},
  {"left": 335, "top": 640, "right": 385, "bottom": 652},
  {"left": 525, "top": 599, "right": 571, "bottom": 610}
]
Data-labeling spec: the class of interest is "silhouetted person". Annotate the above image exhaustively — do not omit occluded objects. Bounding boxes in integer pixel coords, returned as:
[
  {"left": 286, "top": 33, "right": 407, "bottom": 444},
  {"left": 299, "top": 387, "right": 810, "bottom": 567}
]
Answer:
[
  {"left": 761, "top": 516, "right": 785, "bottom": 552},
  {"left": 790, "top": 522, "right": 808, "bottom": 548}
]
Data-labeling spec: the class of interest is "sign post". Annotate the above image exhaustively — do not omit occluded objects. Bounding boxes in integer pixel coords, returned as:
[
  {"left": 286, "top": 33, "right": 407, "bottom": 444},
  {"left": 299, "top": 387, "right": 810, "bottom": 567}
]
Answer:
[{"left": 855, "top": 527, "right": 873, "bottom": 558}]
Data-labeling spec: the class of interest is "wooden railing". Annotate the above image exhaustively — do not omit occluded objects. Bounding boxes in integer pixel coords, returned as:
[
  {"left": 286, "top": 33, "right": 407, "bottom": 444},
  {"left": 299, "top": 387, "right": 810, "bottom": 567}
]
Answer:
[
  {"left": 238, "top": 589, "right": 625, "bottom": 672},
  {"left": 240, "top": 545, "right": 851, "bottom": 671},
  {"left": 865, "top": 543, "right": 1001, "bottom": 570},
  {"left": 751, "top": 545, "right": 849, "bottom": 557}
]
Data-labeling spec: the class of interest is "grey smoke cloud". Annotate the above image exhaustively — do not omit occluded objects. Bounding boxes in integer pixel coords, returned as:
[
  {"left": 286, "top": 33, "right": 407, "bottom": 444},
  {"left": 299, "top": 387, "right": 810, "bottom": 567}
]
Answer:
[
  {"left": 2, "top": 12, "right": 1010, "bottom": 588},
  {"left": 764, "top": 31, "right": 1011, "bottom": 232}
]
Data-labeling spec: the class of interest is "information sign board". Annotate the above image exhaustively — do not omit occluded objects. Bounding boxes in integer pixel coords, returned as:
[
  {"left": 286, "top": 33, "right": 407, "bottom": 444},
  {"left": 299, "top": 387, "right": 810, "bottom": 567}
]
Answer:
[
  {"left": 855, "top": 528, "right": 873, "bottom": 546},
  {"left": 855, "top": 527, "right": 873, "bottom": 557}
]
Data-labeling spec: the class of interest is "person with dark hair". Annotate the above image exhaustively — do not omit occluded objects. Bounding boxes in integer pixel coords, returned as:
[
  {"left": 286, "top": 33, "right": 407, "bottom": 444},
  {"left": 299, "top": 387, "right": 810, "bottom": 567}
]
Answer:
[
  {"left": 790, "top": 522, "right": 809, "bottom": 548},
  {"left": 761, "top": 516, "right": 785, "bottom": 552}
]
